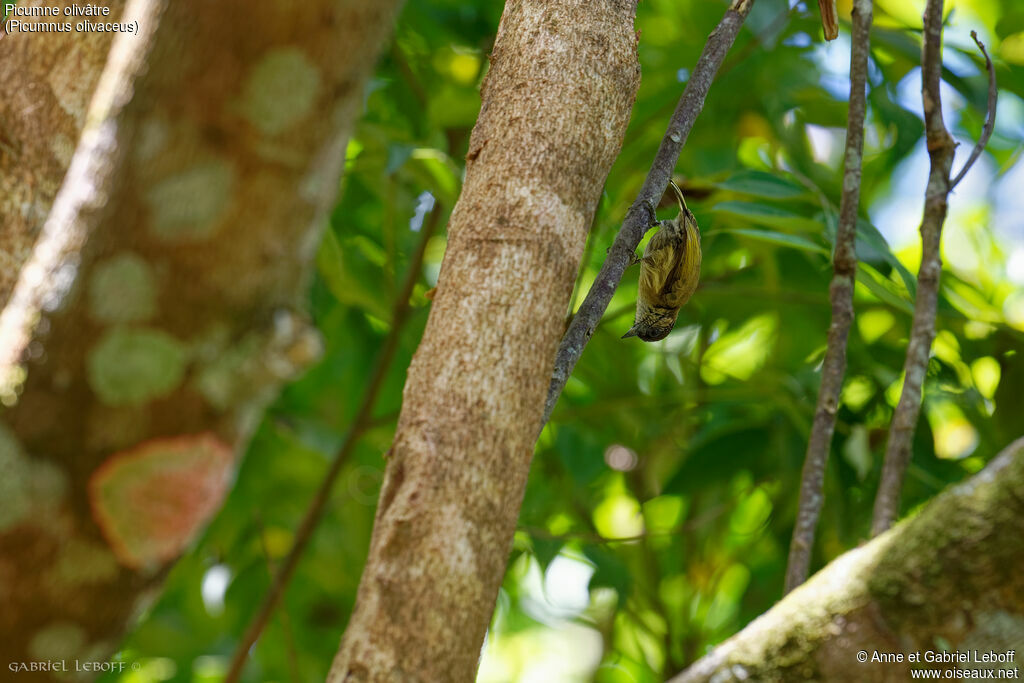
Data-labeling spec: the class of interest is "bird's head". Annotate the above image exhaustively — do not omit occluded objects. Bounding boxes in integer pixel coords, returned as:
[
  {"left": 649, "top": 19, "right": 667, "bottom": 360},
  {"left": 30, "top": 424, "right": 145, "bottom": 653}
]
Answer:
[{"left": 622, "top": 311, "right": 678, "bottom": 342}]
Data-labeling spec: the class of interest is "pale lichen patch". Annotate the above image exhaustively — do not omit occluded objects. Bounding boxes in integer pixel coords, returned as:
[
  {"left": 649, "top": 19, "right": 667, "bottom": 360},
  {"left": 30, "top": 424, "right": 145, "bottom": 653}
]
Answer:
[
  {"left": 239, "top": 48, "right": 321, "bottom": 135},
  {"left": 54, "top": 538, "right": 120, "bottom": 586},
  {"left": 31, "top": 459, "right": 69, "bottom": 502},
  {"left": 192, "top": 310, "right": 322, "bottom": 412},
  {"left": 438, "top": 503, "right": 478, "bottom": 578},
  {"left": 28, "top": 621, "right": 87, "bottom": 661},
  {"left": 0, "top": 425, "right": 32, "bottom": 529},
  {"left": 46, "top": 43, "right": 93, "bottom": 128},
  {"left": 86, "top": 327, "right": 187, "bottom": 406},
  {"left": 0, "top": 425, "right": 68, "bottom": 530},
  {"left": 50, "top": 133, "right": 75, "bottom": 167},
  {"left": 144, "top": 160, "right": 234, "bottom": 241},
  {"left": 88, "top": 252, "right": 158, "bottom": 323},
  {"left": 959, "top": 611, "right": 1024, "bottom": 668},
  {"left": 135, "top": 117, "right": 169, "bottom": 162},
  {"left": 193, "top": 335, "right": 264, "bottom": 411}
]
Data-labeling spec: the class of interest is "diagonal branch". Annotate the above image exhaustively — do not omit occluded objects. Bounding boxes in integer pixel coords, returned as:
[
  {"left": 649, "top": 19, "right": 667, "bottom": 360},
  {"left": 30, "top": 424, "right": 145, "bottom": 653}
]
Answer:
[
  {"left": 542, "top": 0, "right": 757, "bottom": 427},
  {"left": 870, "top": 0, "right": 959, "bottom": 537},
  {"left": 949, "top": 31, "right": 997, "bottom": 190},
  {"left": 784, "top": 0, "right": 872, "bottom": 594},
  {"left": 224, "top": 205, "right": 443, "bottom": 682}
]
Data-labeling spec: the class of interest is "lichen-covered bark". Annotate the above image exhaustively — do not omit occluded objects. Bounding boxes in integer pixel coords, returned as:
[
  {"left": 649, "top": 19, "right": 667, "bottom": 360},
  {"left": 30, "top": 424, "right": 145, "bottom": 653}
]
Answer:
[
  {"left": 0, "top": 0, "right": 125, "bottom": 305},
  {"left": 0, "top": 0, "right": 401, "bottom": 672},
  {"left": 328, "top": 1, "right": 641, "bottom": 680},
  {"left": 673, "top": 437, "right": 1024, "bottom": 683}
]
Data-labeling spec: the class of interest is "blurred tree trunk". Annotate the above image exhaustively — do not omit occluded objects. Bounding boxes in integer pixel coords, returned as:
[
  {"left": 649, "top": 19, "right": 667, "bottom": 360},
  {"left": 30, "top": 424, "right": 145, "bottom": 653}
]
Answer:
[
  {"left": 673, "top": 438, "right": 1024, "bottom": 683},
  {"left": 0, "top": 0, "right": 401, "bottom": 674},
  {"left": 328, "top": 1, "right": 641, "bottom": 680},
  {"left": 0, "top": 0, "right": 125, "bottom": 305}
]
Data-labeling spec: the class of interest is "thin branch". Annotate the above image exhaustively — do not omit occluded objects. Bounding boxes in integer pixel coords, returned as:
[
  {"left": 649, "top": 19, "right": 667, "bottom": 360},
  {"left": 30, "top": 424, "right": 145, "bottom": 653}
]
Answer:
[
  {"left": 390, "top": 41, "right": 429, "bottom": 110},
  {"left": 949, "top": 31, "right": 997, "bottom": 189},
  {"left": 224, "top": 205, "right": 443, "bottom": 682},
  {"left": 542, "top": 0, "right": 757, "bottom": 427},
  {"left": 783, "top": 0, "right": 872, "bottom": 594},
  {"left": 254, "top": 516, "right": 301, "bottom": 683},
  {"left": 870, "top": 0, "right": 957, "bottom": 537},
  {"left": 719, "top": 1, "right": 797, "bottom": 78}
]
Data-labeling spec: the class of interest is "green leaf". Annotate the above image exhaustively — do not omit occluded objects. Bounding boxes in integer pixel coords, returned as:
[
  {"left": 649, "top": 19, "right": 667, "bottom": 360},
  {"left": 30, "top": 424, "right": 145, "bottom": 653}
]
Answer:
[
  {"left": 584, "top": 546, "right": 631, "bottom": 607},
  {"left": 386, "top": 143, "right": 416, "bottom": 174},
  {"left": 712, "top": 201, "right": 822, "bottom": 231},
  {"left": 531, "top": 537, "right": 562, "bottom": 570},
  {"left": 854, "top": 219, "right": 917, "bottom": 297},
  {"left": 717, "top": 170, "right": 807, "bottom": 199},
  {"left": 316, "top": 229, "right": 392, "bottom": 320},
  {"left": 856, "top": 263, "right": 914, "bottom": 315},
  {"left": 716, "top": 228, "right": 829, "bottom": 255},
  {"left": 403, "top": 149, "right": 461, "bottom": 204}
]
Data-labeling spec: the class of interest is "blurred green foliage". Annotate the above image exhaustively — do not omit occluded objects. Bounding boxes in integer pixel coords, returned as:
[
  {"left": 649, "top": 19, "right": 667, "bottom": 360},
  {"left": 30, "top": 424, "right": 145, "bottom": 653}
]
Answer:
[{"left": 108, "top": 0, "right": 1024, "bottom": 681}]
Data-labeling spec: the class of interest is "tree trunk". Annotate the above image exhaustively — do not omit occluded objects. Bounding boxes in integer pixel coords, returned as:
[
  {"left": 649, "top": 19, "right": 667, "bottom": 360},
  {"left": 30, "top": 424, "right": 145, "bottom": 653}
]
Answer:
[
  {"left": 0, "top": 0, "right": 125, "bottom": 305},
  {"left": 673, "top": 437, "right": 1024, "bottom": 683},
  {"left": 0, "top": 0, "right": 401, "bottom": 673},
  {"left": 328, "top": 1, "right": 641, "bottom": 680}
]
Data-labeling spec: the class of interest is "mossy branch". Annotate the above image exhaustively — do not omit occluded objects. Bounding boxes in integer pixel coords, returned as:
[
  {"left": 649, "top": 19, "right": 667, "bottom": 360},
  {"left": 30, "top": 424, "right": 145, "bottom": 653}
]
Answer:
[{"left": 675, "top": 437, "right": 1024, "bottom": 683}]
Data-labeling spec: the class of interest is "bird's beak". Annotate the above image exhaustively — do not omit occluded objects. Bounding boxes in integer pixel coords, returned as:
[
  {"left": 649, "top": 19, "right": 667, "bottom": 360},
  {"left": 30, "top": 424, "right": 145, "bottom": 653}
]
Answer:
[{"left": 621, "top": 326, "right": 638, "bottom": 339}]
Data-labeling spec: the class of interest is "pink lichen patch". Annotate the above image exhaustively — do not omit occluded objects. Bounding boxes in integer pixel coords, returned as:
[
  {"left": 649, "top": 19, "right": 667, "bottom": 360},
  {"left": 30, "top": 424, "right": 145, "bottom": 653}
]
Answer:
[{"left": 88, "top": 433, "right": 235, "bottom": 569}]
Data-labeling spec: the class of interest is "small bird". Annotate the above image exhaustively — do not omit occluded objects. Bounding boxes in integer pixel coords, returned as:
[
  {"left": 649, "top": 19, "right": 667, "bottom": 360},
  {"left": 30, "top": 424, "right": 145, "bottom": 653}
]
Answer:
[{"left": 622, "top": 180, "right": 701, "bottom": 342}]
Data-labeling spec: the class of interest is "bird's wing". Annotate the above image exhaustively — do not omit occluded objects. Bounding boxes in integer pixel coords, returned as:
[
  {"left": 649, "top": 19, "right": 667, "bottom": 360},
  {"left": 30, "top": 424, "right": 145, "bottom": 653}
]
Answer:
[
  {"left": 664, "top": 219, "right": 701, "bottom": 308},
  {"left": 638, "top": 225, "right": 682, "bottom": 306}
]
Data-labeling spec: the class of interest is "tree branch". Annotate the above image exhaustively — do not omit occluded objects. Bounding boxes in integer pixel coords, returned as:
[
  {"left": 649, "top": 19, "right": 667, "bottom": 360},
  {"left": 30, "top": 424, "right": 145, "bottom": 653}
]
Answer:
[
  {"left": 224, "top": 204, "right": 442, "bottom": 683},
  {"left": 949, "top": 31, "right": 997, "bottom": 190},
  {"left": 329, "top": 2, "right": 642, "bottom": 677},
  {"left": 784, "top": 0, "right": 872, "bottom": 594},
  {"left": 871, "top": 0, "right": 958, "bottom": 536},
  {"left": 0, "top": 0, "right": 403, "bottom": 668},
  {"left": 674, "top": 437, "right": 1024, "bottom": 682},
  {"left": 542, "top": 0, "right": 757, "bottom": 427}
]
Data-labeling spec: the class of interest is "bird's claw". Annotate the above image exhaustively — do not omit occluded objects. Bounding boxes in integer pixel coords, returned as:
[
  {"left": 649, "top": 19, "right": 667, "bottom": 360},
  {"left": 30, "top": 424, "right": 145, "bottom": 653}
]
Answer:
[{"left": 645, "top": 198, "right": 660, "bottom": 227}]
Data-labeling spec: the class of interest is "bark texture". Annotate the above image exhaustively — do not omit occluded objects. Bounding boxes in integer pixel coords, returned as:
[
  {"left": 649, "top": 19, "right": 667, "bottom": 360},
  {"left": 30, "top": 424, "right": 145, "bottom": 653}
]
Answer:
[
  {"left": 871, "top": 0, "right": 956, "bottom": 536},
  {"left": 0, "top": 0, "right": 400, "bottom": 672},
  {"left": 675, "top": 437, "right": 1024, "bottom": 683},
  {"left": 785, "top": 0, "right": 872, "bottom": 593},
  {"left": 0, "top": 0, "right": 125, "bottom": 305},
  {"left": 328, "top": 1, "right": 641, "bottom": 680}
]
